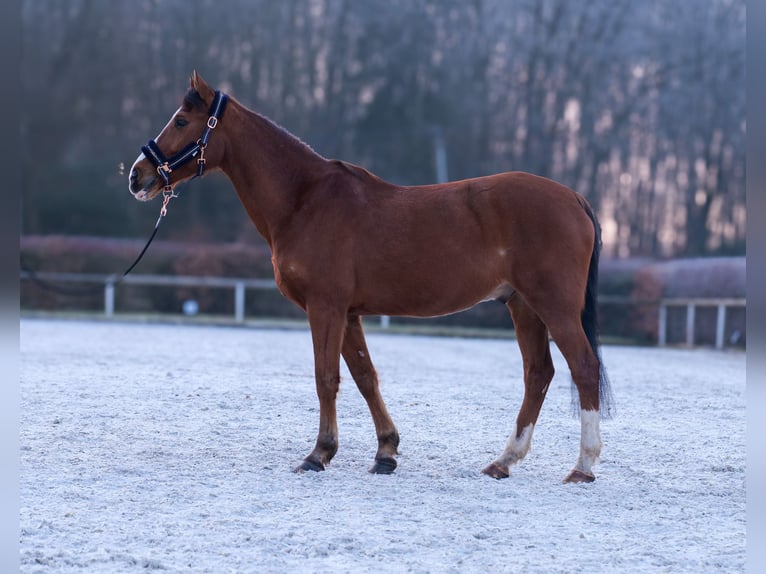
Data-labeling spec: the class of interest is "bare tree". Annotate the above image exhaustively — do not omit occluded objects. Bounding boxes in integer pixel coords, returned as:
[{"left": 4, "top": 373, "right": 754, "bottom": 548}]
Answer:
[{"left": 20, "top": 0, "right": 745, "bottom": 257}]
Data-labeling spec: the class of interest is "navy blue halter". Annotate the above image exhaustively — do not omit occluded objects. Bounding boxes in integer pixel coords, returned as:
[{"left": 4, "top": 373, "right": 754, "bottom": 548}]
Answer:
[
  {"left": 141, "top": 90, "right": 228, "bottom": 188},
  {"left": 22, "top": 91, "right": 231, "bottom": 290}
]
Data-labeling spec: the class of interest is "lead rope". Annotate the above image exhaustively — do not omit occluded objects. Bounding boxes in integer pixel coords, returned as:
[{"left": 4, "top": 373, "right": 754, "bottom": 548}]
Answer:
[
  {"left": 21, "top": 185, "right": 182, "bottom": 296},
  {"left": 24, "top": 92, "right": 225, "bottom": 296},
  {"left": 119, "top": 186, "right": 179, "bottom": 278}
]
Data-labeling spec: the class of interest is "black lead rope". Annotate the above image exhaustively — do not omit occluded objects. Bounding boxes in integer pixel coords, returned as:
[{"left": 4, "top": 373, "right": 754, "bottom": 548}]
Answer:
[
  {"left": 119, "top": 187, "right": 180, "bottom": 278},
  {"left": 20, "top": 266, "right": 110, "bottom": 297},
  {"left": 20, "top": 187, "right": 181, "bottom": 297},
  {"left": 119, "top": 220, "right": 161, "bottom": 279},
  {"left": 22, "top": 91, "right": 229, "bottom": 297}
]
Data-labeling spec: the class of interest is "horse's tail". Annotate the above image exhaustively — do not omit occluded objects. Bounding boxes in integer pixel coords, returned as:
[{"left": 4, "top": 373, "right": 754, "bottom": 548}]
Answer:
[{"left": 574, "top": 196, "right": 615, "bottom": 419}]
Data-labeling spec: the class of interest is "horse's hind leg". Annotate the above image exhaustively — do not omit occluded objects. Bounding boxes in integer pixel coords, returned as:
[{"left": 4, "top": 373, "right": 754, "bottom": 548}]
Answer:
[
  {"left": 342, "top": 314, "right": 399, "bottom": 474},
  {"left": 483, "top": 295, "right": 554, "bottom": 479},
  {"left": 543, "top": 314, "right": 603, "bottom": 483}
]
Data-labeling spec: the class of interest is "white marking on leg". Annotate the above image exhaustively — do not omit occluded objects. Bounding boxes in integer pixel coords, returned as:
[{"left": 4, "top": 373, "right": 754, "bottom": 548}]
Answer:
[
  {"left": 574, "top": 409, "right": 602, "bottom": 474},
  {"left": 496, "top": 423, "right": 535, "bottom": 467}
]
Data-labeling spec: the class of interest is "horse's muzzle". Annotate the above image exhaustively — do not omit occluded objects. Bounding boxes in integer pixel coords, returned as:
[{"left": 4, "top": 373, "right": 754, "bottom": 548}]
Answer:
[{"left": 128, "top": 166, "right": 155, "bottom": 201}]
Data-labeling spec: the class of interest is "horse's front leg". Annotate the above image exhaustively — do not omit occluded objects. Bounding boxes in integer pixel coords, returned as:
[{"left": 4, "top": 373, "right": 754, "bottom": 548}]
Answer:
[
  {"left": 295, "top": 305, "right": 346, "bottom": 473},
  {"left": 342, "top": 314, "right": 399, "bottom": 474}
]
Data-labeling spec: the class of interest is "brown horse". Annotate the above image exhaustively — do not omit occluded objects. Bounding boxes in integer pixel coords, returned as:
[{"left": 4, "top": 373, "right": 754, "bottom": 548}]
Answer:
[{"left": 129, "top": 71, "right": 614, "bottom": 483}]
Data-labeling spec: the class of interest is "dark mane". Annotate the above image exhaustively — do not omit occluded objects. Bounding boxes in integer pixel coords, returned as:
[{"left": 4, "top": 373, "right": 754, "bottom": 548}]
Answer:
[{"left": 182, "top": 89, "right": 207, "bottom": 111}]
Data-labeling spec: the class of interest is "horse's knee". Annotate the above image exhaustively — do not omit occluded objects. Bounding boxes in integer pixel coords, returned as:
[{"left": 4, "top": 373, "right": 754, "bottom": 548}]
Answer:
[
  {"left": 526, "top": 362, "right": 554, "bottom": 393},
  {"left": 316, "top": 374, "right": 340, "bottom": 400}
]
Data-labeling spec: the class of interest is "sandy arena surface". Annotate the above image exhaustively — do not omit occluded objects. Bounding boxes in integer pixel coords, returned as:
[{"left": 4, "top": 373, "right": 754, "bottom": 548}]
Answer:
[{"left": 20, "top": 318, "right": 746, "bottom": 573}]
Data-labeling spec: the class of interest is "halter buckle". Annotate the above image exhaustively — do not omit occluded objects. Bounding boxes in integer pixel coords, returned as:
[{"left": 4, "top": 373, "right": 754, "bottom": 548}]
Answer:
[{"left": 207, "top": 116, "right": 218, "bottom": 129}]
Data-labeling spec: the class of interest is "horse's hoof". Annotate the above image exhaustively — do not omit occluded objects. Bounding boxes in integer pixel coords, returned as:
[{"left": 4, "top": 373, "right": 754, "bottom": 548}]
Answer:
[
  {"left": 481, "top": 462, "right": 510, "bottom": 479},
  {"left": 563, "top": 469, "right": 595, "bottom": 483},
  {"left": 294, "top": 458, "right": 325, "bottom": 473},
  {"left": 369, "top": 457, "right": 397, "bottom": 474}
]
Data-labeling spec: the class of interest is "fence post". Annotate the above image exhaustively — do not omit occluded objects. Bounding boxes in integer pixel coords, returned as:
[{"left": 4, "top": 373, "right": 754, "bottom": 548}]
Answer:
[
  {"left": 104, "top": 280, "right": 115, "bottom": 317},
  {"left": 715, "top": 304, "right": 727, "bottom": 350},
  {"left": 380, "top": 315, "right": 390, "bottom": 329},
  {"left": 234, "top": 282, "right": 245, "bottom": 322},
  {"left": 658, "top": 303, "right": 667, "bottom": 347},
  {"left": 685, "top": 303, "right": 695, "bottom": 347}
]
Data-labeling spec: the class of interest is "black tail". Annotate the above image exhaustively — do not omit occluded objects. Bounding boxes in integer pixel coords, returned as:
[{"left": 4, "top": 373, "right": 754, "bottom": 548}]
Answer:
[{"left": 574, "top": 198, "right": 615, "bottom": 419}]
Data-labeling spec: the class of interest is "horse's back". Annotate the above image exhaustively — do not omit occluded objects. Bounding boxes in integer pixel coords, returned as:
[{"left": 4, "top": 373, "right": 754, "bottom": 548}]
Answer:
[
  {"left": 332, "top": 169, "right": 596, "bottom": 316},
  {"left": 372, "top": 170, "right": 595, "bottom": 257}
]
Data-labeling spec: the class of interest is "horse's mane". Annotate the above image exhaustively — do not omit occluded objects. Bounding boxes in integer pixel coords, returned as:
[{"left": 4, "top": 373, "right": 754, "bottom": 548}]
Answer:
[
  {"left": 184, "top": 88, "right": 324, "bottom": 162},
  {"left": 253, "top": 109, "right": 325, "bottom": 160}
]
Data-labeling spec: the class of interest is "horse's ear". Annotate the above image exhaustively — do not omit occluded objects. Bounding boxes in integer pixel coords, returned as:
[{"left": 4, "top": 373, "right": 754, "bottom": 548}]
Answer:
[{"left": 190, "top": 70, "right": 215, "bottom": 106}]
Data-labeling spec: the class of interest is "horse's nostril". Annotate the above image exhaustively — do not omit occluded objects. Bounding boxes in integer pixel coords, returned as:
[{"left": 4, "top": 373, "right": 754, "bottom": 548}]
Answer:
[{"left": 129, "top": 169, "right": 142, "bottom": 193}]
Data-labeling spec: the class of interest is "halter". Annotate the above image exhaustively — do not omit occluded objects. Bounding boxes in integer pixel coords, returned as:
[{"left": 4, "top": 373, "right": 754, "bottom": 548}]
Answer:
[
  {"left": 141, "top": 90, "right": 229, "bottom": 197},
  {"left": 32, "top": 91, "right": 230, "bottom": 290},
  {"left": 117, "top": 90, "right": 229, "bottom": 275}
]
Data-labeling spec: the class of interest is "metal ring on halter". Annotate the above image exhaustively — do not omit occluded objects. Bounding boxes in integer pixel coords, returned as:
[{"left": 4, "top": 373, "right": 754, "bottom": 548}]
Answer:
[{"left": 160, "top": 186, "right": 178, "bottom": 217}]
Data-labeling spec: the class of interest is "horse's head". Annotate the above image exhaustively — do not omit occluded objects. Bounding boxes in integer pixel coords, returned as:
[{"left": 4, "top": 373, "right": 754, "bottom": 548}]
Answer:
[{"left": 129, "top": 71, "right": 228, "bottom": 201}]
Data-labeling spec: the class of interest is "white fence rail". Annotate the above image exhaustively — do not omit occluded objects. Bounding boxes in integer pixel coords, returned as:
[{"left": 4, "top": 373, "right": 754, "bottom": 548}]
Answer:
[
  {"left": 656, "top": 297, "right": 745, "bottom": 349},
  {"left": 21, "top": 272, "right": 745, "bottom": 348},
  {"left": 21, "top": 271, "right": 276, "bottom": 323}
]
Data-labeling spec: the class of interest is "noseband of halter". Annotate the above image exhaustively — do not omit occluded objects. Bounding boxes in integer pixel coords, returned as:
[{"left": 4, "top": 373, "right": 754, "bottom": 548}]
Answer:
[{"left": 141, "top": 90, "right": 228, "bottom": 189}]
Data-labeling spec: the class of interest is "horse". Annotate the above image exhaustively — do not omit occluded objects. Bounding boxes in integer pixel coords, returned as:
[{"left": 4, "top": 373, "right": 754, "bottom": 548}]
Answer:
[{"left": 129, "top": 71, "right": 614, "bottom": 483}]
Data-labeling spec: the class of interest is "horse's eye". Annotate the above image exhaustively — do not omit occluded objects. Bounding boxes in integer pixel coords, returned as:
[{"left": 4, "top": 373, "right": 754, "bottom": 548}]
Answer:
[{"left": 174, "top": 117, "right": 189, "bottom": 128}]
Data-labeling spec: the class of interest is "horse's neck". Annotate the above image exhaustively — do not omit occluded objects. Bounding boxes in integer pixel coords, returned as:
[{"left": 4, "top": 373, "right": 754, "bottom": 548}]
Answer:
[{"left": 221, "top": 102, "right": 328, "bottom": 246}]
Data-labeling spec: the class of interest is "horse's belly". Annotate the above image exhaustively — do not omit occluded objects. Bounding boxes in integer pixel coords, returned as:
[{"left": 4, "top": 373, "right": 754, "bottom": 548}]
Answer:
[{"left": 353, "top": 273, "right": 512, "bottom": 318}]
